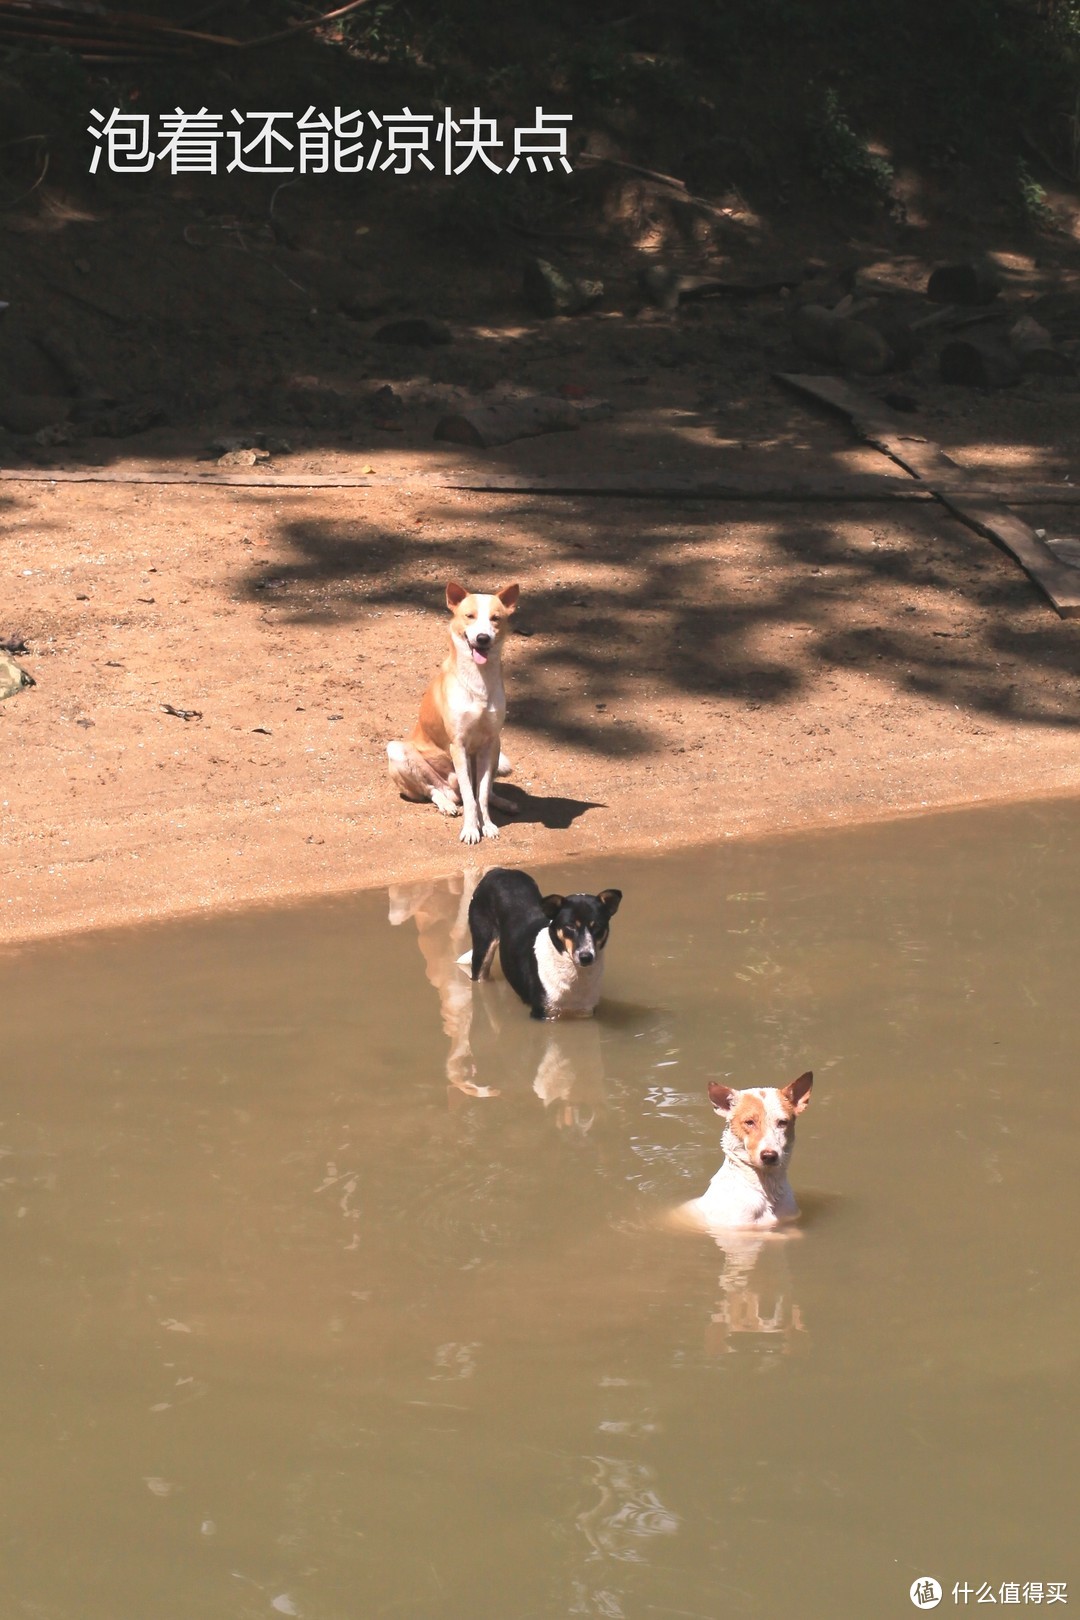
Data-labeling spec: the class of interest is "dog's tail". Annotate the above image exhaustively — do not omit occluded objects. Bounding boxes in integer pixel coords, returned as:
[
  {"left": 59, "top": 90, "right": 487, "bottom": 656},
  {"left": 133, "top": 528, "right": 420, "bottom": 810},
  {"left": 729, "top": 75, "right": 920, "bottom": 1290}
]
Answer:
[
  {"left": 387, "top": 740, "right": 424, "bottom": 802},
  {"left": 387, "top": 739, "right": 452, "bottom": 802},
  {"left": 386, "top": 739, "right": 419, "bottom": 800}
]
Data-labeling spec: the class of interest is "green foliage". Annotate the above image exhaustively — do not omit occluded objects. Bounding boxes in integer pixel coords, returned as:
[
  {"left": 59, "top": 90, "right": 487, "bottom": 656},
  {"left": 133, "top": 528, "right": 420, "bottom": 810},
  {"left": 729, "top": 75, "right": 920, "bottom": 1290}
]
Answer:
[
  {"left": 806, "top": 89, "right": 895, "bottom": 205},
  {"left": 342, "top": 2, "right": 452, "bottom": 70},
  {"left": 345, "top": 2, "right": 413, "bottom": 63},
  {"left": 1043, "top": 0, "right": 1080, "bottom": 59},
  {"left": 1014, "top": 157, "right": 1055, "bottom": 226}
]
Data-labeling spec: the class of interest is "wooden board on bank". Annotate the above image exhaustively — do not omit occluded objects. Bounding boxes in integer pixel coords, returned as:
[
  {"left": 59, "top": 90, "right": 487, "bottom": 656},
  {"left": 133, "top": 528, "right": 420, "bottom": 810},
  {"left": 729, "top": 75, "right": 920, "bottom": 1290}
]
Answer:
[
  {"left": 777, "top": 371, "right": 1080, "bottom": 618},
  {"left": 3, "top": 462, "right": 1080, "bottom": 509}
]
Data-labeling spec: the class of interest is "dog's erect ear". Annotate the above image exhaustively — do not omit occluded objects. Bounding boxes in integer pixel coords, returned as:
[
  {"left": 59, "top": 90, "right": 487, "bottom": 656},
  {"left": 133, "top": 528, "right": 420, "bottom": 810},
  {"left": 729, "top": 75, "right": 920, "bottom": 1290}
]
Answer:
[
  {"left": 540, "top": 893, "right": 565, "bottom": 921},
  {"left": 781, "top": 1071, "right": 813, "bottom": 1113},
  {"left": 446, "top": 581, "right": 469, "bottom": 609},
  {"left": 497, "top": 582, "right": 520, "bottom": 611},
  {"left": 596, "top": 888, "right": 622, "bottom": 916},
  {"left": 707, "top": 1082, "right": 737, "bottom": 1117}
]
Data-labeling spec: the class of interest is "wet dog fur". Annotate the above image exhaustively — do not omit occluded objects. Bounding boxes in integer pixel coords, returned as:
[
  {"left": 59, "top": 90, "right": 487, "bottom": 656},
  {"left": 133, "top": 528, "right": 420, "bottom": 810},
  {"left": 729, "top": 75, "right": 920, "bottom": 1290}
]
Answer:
[
  {"left": 462, "top": 867, "right": 622, "bottom": 1020},
  {"left": 679, "top": 1072, "right": 814, "bottom": 1231}
]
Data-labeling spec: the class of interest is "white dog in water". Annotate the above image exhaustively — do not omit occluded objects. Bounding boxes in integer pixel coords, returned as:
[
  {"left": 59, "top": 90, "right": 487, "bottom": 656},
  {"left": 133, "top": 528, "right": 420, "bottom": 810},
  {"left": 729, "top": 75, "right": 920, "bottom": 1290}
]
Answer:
[{"left": 678, "top": 1072, "right": 813, "bottom": 1232}]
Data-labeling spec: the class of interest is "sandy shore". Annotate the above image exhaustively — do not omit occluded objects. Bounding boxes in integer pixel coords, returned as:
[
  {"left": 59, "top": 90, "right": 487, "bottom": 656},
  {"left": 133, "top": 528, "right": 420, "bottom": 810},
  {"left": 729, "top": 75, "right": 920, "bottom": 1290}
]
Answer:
[{"left": 4, "top": 439, "right": 1080, "bottom": 950}]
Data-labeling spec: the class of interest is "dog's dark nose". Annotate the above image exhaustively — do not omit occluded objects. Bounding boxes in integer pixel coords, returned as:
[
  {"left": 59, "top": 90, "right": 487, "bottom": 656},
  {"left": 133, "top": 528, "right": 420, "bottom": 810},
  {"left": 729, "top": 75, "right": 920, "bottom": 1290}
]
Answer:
[
  {"left": 577, "top": 949, "right": 595, "bottom": 965},
  {"left": 760, "top": 1149, "right": 780, "bottom": 1166},
  {"left": 474, "top": 632, "right": 492, "bottom": 649}
]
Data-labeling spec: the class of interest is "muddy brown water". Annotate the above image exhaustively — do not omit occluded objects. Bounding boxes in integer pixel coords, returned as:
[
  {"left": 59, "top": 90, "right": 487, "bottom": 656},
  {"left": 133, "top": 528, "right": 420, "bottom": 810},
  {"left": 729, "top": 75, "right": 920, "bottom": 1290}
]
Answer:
[{"left": 2, "top": 800, "right": 1077, "bottom": 1619}]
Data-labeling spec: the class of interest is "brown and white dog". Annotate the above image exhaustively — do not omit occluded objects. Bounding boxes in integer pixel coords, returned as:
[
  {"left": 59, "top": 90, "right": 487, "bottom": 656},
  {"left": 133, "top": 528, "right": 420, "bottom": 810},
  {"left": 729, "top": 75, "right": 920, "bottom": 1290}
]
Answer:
[
  {"left": 679, "top": 1072, "right": 814, "bottom": 1232},
  {"left": 387, "top": 581, "right": 520, "bottom": 845}
]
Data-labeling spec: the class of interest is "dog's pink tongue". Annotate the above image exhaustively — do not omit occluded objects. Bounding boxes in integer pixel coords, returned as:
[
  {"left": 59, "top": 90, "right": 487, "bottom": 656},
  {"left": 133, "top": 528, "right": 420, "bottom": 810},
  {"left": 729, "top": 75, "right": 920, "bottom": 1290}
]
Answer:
[{"left": 472, "top": 647, "right": 488, "bottom": 665}]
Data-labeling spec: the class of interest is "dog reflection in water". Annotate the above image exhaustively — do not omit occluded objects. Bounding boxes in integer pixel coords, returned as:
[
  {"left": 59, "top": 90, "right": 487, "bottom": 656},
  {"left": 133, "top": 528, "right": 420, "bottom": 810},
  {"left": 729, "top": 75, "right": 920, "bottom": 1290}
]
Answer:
[
  {"left": 387, "top": 873, "right": 607, "bottom": 1127},
  {"left": 388, "top": 873, "right": 490, "bottom": 1098},
  {"left": 704, "top": 1230, "right": 806, "bottom": 1357},
  {"left": 525, "top": 1019, "right": 606, "bottom": 1134}
]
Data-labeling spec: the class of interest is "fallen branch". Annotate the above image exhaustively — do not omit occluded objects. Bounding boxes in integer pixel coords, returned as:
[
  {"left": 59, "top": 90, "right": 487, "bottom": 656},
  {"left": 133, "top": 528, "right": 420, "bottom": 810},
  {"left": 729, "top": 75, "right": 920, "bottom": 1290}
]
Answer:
[
  {"left": 0, "top": 0, "right": 374, "bottom": 54},
  {"left": 0, "top": 1, "right": 242, "bottom": 52},
  {"left": 577, "top": 152, "right": 690, "bottom": 192},
  {"left": 576, "top": 152, "right": 744, "bottom": 225},
  {"left": 240, "top": 0, "right": 376, "bottom": 48}
]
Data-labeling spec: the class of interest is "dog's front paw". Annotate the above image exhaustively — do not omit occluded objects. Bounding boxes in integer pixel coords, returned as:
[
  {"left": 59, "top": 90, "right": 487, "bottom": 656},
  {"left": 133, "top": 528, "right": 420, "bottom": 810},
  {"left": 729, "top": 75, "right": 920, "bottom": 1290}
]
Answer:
[
  {"left": 481, "top": 821, "right": 500, "bottom": 840},
  {"left": 459, "top": 821, "right": 482, "bottom": 844}
]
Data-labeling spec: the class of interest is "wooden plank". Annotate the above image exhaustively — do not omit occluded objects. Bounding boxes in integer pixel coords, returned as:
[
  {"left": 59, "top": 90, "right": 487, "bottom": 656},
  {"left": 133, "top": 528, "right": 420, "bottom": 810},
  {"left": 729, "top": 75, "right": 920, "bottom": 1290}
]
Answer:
[
  {"left": 0, "top": 467, "right": 379, "bottom": 488},
  {"left": 438, "top": 470, "right": 931, "bottom": 500},
  {"left": 2, "top": 462, "right": 1080, "bottom": 506},
  {"left": 0, "top": 465, "right": 923, "bottom": 496},
  {"left": 441, "top": 473, "right": 1080, "bottom": 504},
  {"left": 777, "top": 372, "right": 1080, "bottom": 617}
]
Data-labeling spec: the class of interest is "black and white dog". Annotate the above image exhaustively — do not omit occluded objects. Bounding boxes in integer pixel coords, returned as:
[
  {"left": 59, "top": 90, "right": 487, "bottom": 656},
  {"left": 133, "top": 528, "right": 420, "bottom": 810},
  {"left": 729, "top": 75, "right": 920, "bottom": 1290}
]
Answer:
[{"left": 462, "top": 867, "right": 622, "bottom": 1020}]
